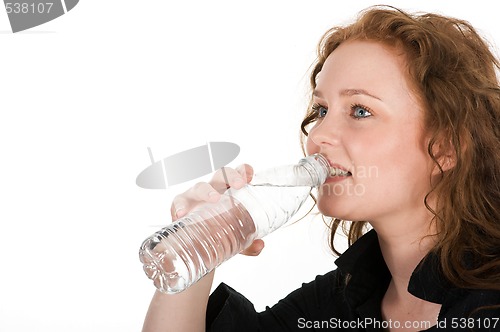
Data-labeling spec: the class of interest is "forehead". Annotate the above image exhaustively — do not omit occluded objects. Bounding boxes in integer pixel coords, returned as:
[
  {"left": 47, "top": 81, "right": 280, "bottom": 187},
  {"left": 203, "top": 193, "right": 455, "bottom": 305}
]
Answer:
[{"left": 316, "top": 40, "right": 410, "bottom": 96}]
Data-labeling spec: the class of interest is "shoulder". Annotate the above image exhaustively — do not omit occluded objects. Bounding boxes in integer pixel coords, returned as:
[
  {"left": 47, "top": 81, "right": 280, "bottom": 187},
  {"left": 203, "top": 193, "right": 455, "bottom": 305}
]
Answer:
[
  {"left": 207, "top": 269, "right": 350, "bottom": 331},
  {"left": 268, "top": 268, "right": 353, "bottom": 322},
  {"left": 436, "top": 288, "right": 500, "bottom": 331},
  {"left": 219, "top": 268, "right": 357, "bottom": 332},
  {"left": 441, "top": 287, "right": 500, "bottom": 322},
  {"left": 278, "top": 269, "right": 344, "bottom": 303},
  {"left": 451, "top": 287, "right": 500, "bottom": 309}
]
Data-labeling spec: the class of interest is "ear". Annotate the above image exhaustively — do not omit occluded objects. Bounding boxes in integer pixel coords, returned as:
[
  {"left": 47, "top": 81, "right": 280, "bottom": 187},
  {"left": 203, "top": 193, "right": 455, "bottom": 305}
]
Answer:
[
  {"left": 431, "top": 139, "right": 457, "bottom": 175},
  {"left": 438, "top": 150, "right": 456, "bottom": 172}
]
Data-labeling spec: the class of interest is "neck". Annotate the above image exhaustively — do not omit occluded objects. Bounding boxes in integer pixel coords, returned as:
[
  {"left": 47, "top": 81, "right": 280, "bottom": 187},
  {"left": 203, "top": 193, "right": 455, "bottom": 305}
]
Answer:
[
  {"left": 370, "top": 203, "right": 443, "bottom": 326},
  {"left": 371, "top": 209, "right": 437, "bottom": 297}
]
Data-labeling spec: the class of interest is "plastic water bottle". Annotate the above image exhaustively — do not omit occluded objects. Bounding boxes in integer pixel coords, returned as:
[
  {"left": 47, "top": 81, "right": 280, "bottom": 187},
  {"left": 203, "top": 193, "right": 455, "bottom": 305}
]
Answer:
[{"left": 139, "top": 153, "right": 330, "bottom": 294}]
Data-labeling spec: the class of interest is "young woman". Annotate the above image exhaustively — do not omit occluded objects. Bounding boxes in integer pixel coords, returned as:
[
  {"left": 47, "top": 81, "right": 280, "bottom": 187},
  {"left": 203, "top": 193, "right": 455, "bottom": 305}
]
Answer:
[{"left": 143, "top": 6, "right": 500, "bottom": 331}]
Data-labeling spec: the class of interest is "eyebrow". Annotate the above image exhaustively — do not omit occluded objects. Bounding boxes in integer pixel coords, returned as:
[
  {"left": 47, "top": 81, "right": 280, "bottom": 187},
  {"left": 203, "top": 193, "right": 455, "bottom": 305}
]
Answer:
[{"left": 313, "top": 88, "right": 382, "bottom": 101}]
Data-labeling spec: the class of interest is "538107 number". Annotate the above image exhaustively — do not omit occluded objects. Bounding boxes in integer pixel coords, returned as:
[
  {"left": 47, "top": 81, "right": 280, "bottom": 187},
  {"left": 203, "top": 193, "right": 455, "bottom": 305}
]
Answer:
[
  {"left": 451, "top": 317, "right": 499, "bottom": 329},
  {"left": 5, "top": 2, "right": 53, "bottom": 14}
]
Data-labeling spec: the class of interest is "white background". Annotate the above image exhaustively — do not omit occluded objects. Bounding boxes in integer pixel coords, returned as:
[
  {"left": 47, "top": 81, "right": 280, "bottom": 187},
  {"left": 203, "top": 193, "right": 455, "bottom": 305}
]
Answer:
[{"left": 0, "top": 1, "right": 498, "bottom": 331}]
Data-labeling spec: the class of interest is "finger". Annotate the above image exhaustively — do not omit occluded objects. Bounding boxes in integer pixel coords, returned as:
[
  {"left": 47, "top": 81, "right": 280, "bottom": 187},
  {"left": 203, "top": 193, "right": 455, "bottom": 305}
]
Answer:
[
  {"left": 170, "top": 182, "right": 221, "bottom": 220},
  {"left": 187, "top": 182, "right": 222, "bottom": 202},
  {"left": 241, "top": 239, "right": 265, "bottom": 256},
  {"left": 169, "top": 164, "right": 254, "bottom": 220},
  {"left": 170, "top": 195, "right": 190, "bottom": 220},
  {"left": 235, "top": 164, "right": 254, "bottom": 184},
  {"left": 209, "top": 167, "right": 246, "bottom": 192}
]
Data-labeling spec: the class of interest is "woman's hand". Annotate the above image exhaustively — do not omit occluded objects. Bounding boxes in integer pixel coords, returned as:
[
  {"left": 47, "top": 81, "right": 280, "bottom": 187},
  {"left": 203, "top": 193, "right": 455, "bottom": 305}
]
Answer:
[{"left": 170, "top": 164, "right": 265, "bottom": 256}]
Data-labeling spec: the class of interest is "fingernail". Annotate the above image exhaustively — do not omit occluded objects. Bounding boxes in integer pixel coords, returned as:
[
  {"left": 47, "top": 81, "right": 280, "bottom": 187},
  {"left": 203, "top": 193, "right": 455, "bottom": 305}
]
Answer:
[
  {"left": 208, "top": 191, "right": 219, "bottom": 197},
  {"left": 175, "top": 207, "right": 186, "bottom": 217}
]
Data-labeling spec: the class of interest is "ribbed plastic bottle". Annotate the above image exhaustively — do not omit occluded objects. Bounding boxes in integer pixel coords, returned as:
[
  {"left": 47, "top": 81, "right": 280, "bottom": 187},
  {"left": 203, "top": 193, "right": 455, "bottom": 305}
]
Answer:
[{"left": 139, "top": 153, "right": 330, "bottom": 294}]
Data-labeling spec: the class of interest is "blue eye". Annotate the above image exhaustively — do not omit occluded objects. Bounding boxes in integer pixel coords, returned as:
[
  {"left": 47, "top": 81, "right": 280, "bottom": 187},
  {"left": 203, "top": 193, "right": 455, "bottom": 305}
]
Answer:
[
  {"left": 312, "top": 103, "right": 328, "bottom": 118},
  {"left": 351, "top": 104, "right": 373, "bottom": 119}
]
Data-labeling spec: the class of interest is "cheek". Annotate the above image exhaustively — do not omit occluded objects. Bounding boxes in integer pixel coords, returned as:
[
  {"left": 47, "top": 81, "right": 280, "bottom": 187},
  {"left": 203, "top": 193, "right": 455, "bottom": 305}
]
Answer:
[
  {"left": 374, "top": 135, "right": 432, "bottom": 193},
  {"left": 351, "top": 128, "right": 429, "bottom": 186}
]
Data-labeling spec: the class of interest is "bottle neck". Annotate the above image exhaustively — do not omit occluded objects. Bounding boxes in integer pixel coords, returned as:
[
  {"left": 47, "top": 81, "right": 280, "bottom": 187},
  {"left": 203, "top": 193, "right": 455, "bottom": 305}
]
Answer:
[
  {"left": 250, "top": 154, "right": 329, "bottom": 188},
  {"left": 298, "top": 154, "right": 329, "bottom": 187}
]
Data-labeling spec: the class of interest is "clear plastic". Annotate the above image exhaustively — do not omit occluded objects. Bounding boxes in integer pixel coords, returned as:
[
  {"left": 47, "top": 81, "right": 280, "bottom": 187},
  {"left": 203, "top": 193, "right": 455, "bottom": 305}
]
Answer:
[{"left": 139, "top": 154, "right": 330, "bottom": 293}]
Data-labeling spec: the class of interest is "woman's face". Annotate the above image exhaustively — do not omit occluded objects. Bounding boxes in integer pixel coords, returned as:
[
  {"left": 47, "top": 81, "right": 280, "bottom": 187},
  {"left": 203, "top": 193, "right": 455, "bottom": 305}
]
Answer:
[{"left": 307, "top": 40, "right": 435, "bottom": 224}]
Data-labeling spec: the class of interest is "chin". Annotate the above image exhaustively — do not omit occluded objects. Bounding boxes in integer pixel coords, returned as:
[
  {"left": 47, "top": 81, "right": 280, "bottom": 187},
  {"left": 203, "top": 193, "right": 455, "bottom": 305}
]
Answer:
[
  {"left": 316, "top": 200, "right": 360, "bottom": 222},
  {"left": 317, "top": 201, "right": 341, "bottom": 219}
]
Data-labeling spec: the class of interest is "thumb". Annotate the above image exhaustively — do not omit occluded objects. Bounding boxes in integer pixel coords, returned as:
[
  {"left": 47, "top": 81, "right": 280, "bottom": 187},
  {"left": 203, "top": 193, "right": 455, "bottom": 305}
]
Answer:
[{"left": 241, "top": 239, "right": 265, "bottom": 256}]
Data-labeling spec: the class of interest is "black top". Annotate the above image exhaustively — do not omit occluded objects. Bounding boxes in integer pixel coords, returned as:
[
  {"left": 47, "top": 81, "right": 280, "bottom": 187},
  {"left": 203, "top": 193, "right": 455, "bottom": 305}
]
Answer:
[{"left": 206, "top": 230, "right": 500, "bottom": 331}]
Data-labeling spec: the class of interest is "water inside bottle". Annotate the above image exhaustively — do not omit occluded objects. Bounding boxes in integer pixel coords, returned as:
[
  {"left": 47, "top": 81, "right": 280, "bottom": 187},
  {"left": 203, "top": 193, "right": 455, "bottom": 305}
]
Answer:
[{"left": 139, "top": 196, "right": 256, "bottom": 293}]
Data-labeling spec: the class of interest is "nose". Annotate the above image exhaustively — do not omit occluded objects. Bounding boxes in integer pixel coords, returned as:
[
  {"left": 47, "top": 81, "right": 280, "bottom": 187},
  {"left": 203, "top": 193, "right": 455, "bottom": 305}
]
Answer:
[{"left": 308, "top": 114, "right": 342, "bottom": 149}]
